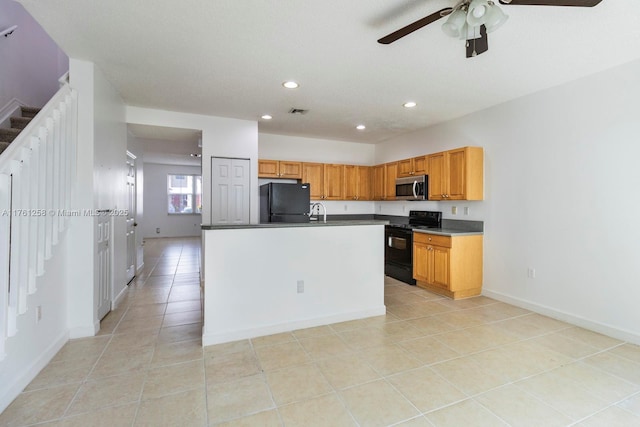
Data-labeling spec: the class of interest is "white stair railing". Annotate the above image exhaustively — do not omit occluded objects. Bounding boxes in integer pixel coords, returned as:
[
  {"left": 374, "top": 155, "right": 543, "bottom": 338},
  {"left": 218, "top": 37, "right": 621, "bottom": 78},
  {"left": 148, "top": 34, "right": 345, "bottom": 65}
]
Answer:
[{"left": 0, "top": 83, "right": 77, "bottom": 361}]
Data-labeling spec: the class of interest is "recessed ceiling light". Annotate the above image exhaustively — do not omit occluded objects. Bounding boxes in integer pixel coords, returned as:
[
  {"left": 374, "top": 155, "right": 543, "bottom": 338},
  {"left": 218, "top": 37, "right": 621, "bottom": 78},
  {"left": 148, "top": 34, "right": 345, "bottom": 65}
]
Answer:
[
  {"left": 356, "top": 125, "right": 366, "bottom": 130},
  {"left": 282, "top": 81, "right": 299, "bottom": 89},
  {"left": 261, "top": 114, "right": 273, "bottom": 120},
  {"left": 403, "top": 101, "right": 417, "bottom": 108}
]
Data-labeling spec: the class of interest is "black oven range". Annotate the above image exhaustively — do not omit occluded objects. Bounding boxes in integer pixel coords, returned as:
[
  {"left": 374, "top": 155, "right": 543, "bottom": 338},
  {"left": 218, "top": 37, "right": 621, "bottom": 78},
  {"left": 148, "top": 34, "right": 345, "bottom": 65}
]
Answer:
[{"left": 384, "top": 210, "right": 442, "bottom": 285}]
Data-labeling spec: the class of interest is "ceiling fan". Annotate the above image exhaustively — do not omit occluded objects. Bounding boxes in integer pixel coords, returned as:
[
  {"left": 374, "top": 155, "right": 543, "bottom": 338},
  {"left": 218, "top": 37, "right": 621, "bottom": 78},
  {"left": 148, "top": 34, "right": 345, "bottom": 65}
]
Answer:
[{"left": 377, "top": 0, "right": 603, "bottom": 58}]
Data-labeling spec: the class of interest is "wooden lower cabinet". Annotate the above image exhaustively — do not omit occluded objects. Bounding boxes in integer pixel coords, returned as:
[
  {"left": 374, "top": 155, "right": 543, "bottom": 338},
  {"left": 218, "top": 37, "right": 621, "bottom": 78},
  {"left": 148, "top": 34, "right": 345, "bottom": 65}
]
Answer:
[{"left": 413, "top": 232, "right": 483, "bottom": 299}]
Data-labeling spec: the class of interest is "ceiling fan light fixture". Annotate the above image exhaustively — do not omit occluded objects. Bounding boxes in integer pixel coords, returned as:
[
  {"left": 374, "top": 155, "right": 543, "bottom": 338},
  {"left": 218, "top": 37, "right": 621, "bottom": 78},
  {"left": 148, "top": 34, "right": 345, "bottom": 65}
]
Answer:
[
  {"left": 462, "top": 23, "right": 482, "bottom": 40},
  {"left": 442, "top": 7, "right": 467, "bottom": 38},
  {"left": 484, "top": 3, "right": 509, "bottom": 33},
  {"left": 467, "top": 0, "right": 491, "bottom": 26}
]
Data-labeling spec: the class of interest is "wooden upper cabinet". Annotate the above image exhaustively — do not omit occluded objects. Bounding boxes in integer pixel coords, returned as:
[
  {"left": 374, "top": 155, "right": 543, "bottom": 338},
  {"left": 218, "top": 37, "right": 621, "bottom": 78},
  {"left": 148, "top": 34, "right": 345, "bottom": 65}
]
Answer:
[
  {"left": 371, "top": 162, "right": 397, "bottom": 200},
  {"left": 397, "top": 156, "right": 428, "bottom": 177},
  {"left": 372, "top": 164, "right": 385, "bottom": 201},
  {"left": 303, "top": 162, "right": 344, "bottom": 200},
  {"left": 397, "top": 158, "right": 413, "bottom": 177},
  {"left": 428, "top": 147, "right": 483, "bottom": 201},
  {"left": 324, "top": 164, "right": 344, "bottom": 200},
  {"left": 258, "top": 160, "right": 279, "bottom": 178},
  {"left": 344, "top": 165, "right": 371, "bottom": 201},
  {"left": 258, "top": 160, "right": 302, "bottom": 179},
  {"left": 279, "top": 161, "right": 303, "bottom": 179},
  {"left": 398, "top": 156, "right": 427, "bottom": 178},
  {"left": 358, "top": 166, "right": 372, "bottom": 200},
  {"left": 384, "top": 162, "right": 398, "bottom": 200},
  {"left": 302, "top": 162, "right": 324, "bottom": 200},
  {"left": 413, "top": 156, "right": 428, "bottom": 175},
  {"left": 427, "top": 152, "right": 446, "bottom": 200}
]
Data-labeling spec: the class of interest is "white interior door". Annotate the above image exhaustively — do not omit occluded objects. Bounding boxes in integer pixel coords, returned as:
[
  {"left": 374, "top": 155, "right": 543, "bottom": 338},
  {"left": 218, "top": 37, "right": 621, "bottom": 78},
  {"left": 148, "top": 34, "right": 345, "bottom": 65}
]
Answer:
[
  {"left": 125, "top": 153, "right": 136, "bottom": 284},
  {"left": 96, "top": 212, "right": 112, "bottom": 320},
  {"left": 211, "top": 157, "right": 250, "bottom": 224}
]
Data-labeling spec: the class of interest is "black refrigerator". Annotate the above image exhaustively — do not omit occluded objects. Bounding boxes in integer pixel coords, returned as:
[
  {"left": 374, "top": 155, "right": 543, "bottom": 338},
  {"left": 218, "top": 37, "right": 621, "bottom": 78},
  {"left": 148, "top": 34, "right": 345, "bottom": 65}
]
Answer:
[{"left": 260, "top": 183, "right": 311, "bottom": 223}]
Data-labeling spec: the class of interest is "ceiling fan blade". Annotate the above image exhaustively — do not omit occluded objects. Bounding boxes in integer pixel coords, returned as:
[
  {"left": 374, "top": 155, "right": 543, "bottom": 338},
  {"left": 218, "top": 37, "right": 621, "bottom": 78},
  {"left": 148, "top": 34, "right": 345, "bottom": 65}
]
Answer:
[
  {"left": 466, "top": 25, "right": 488, "bottom": 58},
  {"left": 498, "top": 0, "right": 602, "bottom": 6},
  {"left": 378, "top": 8, "right": 453, "bottom": 44}
]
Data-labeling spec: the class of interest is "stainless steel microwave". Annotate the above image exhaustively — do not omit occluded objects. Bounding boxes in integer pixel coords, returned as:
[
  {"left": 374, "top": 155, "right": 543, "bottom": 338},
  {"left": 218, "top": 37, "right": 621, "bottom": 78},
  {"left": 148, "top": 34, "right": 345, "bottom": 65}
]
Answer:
[{"left": 395, "top": 175, "right": 428, "bottom": 200}]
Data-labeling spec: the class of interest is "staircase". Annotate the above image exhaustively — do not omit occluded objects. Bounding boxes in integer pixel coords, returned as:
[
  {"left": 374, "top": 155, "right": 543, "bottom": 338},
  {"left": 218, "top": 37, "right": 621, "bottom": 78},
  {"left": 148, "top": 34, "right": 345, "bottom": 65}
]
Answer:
[
  {"left": 0, "top": 83, "right": 77, "bottom": 362},
  {"left": 0, "top": 107, "right": 41, "bottom": 155}
]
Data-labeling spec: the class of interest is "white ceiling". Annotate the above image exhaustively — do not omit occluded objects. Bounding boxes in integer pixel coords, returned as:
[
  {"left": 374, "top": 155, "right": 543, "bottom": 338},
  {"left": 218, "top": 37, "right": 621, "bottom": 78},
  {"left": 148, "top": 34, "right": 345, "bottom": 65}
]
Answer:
[{"left": 19, "top": 0, "right": 640, "bottom": 144}]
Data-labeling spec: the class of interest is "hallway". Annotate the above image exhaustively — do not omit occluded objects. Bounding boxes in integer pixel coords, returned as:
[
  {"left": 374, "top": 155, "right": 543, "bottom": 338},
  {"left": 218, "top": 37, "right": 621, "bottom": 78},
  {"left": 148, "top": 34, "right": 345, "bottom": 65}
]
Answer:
[{"left": 1, "top": 237, "right": 640, "bottom": 426}]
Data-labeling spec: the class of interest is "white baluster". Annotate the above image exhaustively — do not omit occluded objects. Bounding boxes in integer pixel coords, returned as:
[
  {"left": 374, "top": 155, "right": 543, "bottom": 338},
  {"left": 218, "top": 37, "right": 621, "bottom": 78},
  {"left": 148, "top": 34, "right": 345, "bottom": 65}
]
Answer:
[
  {"left": 9, "top": 159, "right": 27, "bottom": 315},
  {"left": 51, "top": 109, "right": 60, "bottom": 245},
  {"left": 28, "top": 136, "right": 40, "bottom": 287},
  {"left": 36, "top": 127, "right": 47, "bottom": 275},
  {"left": 58, "top": 101, "right": 67, "bottom": 233},
  {"left": 0, "top": 173, "right": 11, "bottom": 356},
  {"left": 44, "top": 118, "right": 53, "bottom": 259},
  {"left": 17, "top": 147, "right": 33, "bottom": 294}
]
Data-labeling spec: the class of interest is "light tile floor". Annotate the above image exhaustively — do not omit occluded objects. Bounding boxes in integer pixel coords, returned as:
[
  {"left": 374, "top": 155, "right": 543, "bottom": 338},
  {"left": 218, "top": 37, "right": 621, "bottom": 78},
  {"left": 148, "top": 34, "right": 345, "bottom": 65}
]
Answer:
[{"left": 2, "top": 237, "right": 640, "bottom": 426}]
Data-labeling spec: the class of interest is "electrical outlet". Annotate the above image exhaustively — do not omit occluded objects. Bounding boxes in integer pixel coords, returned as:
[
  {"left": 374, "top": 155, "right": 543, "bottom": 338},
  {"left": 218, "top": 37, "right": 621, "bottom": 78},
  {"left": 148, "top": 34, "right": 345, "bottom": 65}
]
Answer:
[
  {"left": 527, "top": 268, "right": 536, "bottom": 279},
  {"left": 344, "top": 204, "right": 348, "bottom": 211},
  {"left": 297, "top": 280, "right": 304, "bottom": 293},
  {"left": 451, "top": 206, "right": 457, "bottom": 215},
  {"left": 156, "top": 227, "right": 160, "bottom": 234},
  {"left": 36, "top": 305, "right": 42, "bottom": 323},
  {"left": 463, "top": 207, "right": 470, "bottom": 215}
]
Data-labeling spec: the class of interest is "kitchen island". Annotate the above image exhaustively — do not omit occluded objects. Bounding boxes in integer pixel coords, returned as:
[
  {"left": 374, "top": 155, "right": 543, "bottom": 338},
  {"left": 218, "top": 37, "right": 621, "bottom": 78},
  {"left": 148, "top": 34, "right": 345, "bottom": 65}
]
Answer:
[{"left": 200, "top": 221, "right": 387, "bottom": 346}]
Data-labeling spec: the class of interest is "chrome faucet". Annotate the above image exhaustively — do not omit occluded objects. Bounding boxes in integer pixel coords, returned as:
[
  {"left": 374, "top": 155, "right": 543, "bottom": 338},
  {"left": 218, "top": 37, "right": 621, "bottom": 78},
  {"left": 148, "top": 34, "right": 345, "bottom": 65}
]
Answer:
[{"left": 310, "top": 202, "right": 327, "bottom": 223}]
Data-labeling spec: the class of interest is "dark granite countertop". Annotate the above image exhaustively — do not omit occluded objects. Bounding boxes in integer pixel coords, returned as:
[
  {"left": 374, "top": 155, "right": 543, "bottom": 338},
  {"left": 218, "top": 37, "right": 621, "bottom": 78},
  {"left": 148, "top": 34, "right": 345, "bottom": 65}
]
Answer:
[
  {"left": 412, "top": 228, "right": 483, "bottom": 237},
  {"left": 201, "top": 220, "right": 388, "bottom": 230}
]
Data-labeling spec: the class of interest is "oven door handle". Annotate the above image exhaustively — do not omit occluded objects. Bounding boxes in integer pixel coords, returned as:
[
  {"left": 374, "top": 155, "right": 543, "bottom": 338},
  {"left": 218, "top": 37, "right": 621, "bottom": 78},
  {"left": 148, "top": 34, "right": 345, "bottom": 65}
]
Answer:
[
  {"left": 412, "top": 181, "right": 418, "bottom": 199},
  {"left": 388, "top": 236, "right": 407, "bottom": 250}
]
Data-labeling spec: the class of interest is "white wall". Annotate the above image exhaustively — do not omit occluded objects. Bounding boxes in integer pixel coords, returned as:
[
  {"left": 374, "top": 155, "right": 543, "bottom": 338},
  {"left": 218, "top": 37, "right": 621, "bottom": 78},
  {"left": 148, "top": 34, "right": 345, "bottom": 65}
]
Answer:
[
  {"left": 67, "top": 59, "right": 127, "bottom": 337},
  {"left": 142, "top": 163, "right": 202, "bottom": 238},
  {"left": 0, "top": 0, "right": 67, "bottom": 121},
  {"left": 93, "top": 63, "right": 128, "bottom": 305},
  {"left": 0, "top": 221, "right": 69, "bottom": 412},
  {"left": 126, "top": 107, "right": 258, "bottom": 224},
  {"left": 377, "top": 59, "right": 640, "bottom": 343},
  {"left": 259, "top": 133, "right": 375, "bottom": 165}
]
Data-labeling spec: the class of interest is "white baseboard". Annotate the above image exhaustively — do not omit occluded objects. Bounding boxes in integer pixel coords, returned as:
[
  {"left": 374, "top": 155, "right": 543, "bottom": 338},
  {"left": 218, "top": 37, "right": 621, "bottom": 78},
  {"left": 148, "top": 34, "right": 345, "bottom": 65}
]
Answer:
[
  {"left": 202, "top": 306, "right": 386, "bottom": 347},
  {"left": 0, "top": 330, "right": 68, "bottom": 413},
  {"left": 68, "top": 321, "right": 99, "bottom": 339},
  {"left": 112, "top": 286, "right": 128, "bottom": 310},
  {"left": 482, "top": 289, "right": 640, "bottom": 346},
  {"left": 0, "top": 98, "right": 26, "bottom": 128}
]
